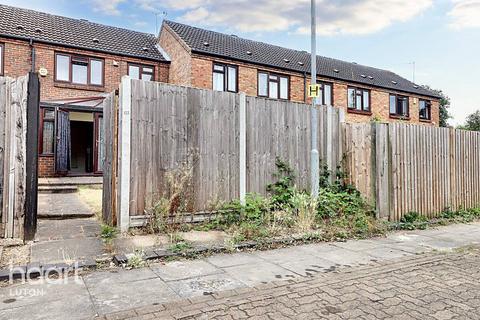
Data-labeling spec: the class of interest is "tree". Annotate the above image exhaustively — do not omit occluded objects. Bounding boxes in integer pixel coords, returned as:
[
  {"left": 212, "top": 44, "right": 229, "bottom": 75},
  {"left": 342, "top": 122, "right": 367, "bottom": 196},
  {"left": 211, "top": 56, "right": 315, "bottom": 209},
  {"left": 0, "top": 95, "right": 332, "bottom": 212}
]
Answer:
[
  {"left": 462, "top": 111, "right": 480, "bottom": 131},
  {"left": 422, "top": 86, "right": 451, "bottom": 127}
]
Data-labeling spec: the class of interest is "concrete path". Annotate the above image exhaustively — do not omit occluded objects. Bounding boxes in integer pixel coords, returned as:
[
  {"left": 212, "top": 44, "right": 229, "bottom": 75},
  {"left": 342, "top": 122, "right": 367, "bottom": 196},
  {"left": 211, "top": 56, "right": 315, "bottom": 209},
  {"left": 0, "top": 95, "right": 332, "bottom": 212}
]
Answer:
[
  {"left": 1, "top": 222, "right": 480, "bottom": 320},
  {"left": 38, "top": 193, "right": 94, "bottom": 219},
  {"left": 31, "top": 191, "right": 105, "bottom": 264},
  {"left": 31, "top": 218, "right": 105, "bottom": 264}
]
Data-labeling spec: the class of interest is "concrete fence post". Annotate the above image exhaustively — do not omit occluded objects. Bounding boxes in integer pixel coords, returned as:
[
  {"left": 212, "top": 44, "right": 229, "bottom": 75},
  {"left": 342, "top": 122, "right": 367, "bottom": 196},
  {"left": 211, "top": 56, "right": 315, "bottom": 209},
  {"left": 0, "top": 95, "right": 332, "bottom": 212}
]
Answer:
[
  {"left": 118, "top": 76, "right": 131, "bottom": 232},
  {"left": 239, "top": 92, "right": 247, "bottom": 205}
]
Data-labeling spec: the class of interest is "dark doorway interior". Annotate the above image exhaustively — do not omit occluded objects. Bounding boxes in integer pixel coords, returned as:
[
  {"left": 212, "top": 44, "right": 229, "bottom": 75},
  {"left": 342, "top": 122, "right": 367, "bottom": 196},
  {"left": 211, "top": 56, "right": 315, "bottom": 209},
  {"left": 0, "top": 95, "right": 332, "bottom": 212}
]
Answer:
[{"left": 70, "top": 121, "right": 94, "bottom": 174}]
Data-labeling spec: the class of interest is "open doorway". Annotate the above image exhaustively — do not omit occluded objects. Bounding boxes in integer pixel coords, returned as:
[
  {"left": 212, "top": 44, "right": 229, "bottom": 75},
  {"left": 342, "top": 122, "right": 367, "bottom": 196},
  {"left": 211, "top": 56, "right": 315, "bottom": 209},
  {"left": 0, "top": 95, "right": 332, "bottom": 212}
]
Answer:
[{"left": 70, "top": 113, "right": 94, "bottom": 175}]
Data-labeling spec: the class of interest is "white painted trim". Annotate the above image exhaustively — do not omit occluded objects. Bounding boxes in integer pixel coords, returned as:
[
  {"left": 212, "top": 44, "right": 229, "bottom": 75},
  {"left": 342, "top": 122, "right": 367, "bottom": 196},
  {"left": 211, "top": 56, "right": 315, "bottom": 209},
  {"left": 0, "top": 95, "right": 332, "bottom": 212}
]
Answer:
[
  {"left": 239, "top": 92, "right": 246, "bottom": 205},
  {"left": 118, "top": 76, "right": 131, "bottom": 232}
]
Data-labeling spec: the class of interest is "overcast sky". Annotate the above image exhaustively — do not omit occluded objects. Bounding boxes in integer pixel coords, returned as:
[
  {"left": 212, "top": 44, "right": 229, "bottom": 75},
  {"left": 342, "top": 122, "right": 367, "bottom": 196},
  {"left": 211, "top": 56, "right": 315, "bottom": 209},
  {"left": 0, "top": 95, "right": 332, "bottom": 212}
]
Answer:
[{"left": 2, "top": 0, "right": 479, "bottom": 125}]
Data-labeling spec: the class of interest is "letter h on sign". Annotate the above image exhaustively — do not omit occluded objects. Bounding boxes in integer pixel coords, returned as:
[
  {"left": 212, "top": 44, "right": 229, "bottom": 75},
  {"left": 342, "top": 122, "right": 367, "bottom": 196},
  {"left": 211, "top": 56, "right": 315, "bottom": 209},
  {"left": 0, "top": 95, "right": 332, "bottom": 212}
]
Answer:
[{"left": 308, "top": 84, "right": 321, "bottom": 98}]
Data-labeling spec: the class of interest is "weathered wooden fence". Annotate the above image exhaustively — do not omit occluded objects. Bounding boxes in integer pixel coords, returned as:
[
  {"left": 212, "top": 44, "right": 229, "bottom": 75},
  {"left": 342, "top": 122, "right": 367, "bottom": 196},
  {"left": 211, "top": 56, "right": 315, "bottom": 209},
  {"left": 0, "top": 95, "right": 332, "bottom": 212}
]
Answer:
[
  {"left": 102, "top": 78, "right": 480, "bottom": 229},
  {"left": 104, "top": 78, "right": 344, "bottom": 230},
  {"left": 344, "top": 123, "right": 480, "bottom": 220},
  {"left": 0, "top": 73, "right": 39, "bottom": 240}
]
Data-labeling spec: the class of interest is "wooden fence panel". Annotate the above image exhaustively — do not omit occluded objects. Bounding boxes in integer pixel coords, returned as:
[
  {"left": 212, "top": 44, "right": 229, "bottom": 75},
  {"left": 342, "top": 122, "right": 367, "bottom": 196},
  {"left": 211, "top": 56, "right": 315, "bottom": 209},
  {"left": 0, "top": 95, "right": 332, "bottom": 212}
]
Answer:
[
  {"left": 102, "top": 92, "right": 117, "bottom": 225},
  {"left": 0, "top": 75, "right": 29, "bottom": 239},
  {"left": 344, "top": 122, "right": 480, "bottom": 221}
]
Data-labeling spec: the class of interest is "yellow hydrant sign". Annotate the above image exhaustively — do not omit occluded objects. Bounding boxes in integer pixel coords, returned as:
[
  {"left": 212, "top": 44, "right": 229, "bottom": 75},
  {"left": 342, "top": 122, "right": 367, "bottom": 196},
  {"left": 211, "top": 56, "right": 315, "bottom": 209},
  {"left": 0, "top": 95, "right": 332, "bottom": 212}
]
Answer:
[{"left": 308, "top": 84, "right": 321, "bottom": 98}]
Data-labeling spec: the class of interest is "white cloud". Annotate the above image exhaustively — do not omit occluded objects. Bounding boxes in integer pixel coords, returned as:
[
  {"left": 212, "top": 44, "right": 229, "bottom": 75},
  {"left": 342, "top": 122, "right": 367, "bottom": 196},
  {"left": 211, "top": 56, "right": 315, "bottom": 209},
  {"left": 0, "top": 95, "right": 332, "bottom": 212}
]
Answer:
[
  {"left": 91, "top": 0, "right": 126, "bottom": 16},
  {"left": 448, "top": 0, "right": 480, "bottom": 29},
  {"left": 136, "top": 0, "right": 433, "bottom": 35}
]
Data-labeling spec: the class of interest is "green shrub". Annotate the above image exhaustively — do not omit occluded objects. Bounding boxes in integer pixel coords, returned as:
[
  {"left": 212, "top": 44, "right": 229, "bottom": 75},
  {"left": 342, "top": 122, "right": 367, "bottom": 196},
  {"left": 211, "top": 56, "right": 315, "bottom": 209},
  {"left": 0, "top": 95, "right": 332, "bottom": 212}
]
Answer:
[
  {"left": 400, "top": 212, "right": 428, "bottom": 230},
  {"left": 266, "top": 158, "right": 296, "bottom": 209},
  {"left": 100, "top": 224, "right": 118, "bottom": 244}
]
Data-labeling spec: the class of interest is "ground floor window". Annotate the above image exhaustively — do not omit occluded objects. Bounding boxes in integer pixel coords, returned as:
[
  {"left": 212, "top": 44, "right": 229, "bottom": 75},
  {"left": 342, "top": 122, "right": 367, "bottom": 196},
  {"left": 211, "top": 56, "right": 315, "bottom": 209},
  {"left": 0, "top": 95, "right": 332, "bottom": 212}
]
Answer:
[{"left": 40, "top": 108, "right": 55, "bottom": 155}]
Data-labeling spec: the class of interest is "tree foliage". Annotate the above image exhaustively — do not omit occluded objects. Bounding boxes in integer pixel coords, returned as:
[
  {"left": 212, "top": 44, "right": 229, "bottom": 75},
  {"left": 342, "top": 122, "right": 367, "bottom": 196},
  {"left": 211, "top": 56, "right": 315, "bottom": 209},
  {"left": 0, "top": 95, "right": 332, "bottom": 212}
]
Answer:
[{"left": 462, "top": 111, "right": 480, "bottom": 132}]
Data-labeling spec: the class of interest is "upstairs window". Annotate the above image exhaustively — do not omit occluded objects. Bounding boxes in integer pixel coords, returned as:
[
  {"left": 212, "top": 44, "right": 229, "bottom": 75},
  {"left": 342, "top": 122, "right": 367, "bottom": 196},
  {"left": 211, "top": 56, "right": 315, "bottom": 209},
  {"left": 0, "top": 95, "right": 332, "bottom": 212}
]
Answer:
[
  {"left": 347, "top": 87, "right": 370, "bottom": 112},
  {"left": 0, "top": 43, "right": 4, "bottom": 76},
  {"left": 55, "top": 53, "right": 104, "bottom": 86},
  {"left": 419, "top": 99, "right": 431, "bottom": 121},
  {"left": 128, "top": 64, "right": 155, "bottom": 81},
  {"left": 212, "top": 63, "right": 237, "bottom": 92},
  {"left": 258, "top": 71, "right": 289, "bottom": 100},
  {"left": 390, "top": 94, "right": 409, "bottom": 118}
]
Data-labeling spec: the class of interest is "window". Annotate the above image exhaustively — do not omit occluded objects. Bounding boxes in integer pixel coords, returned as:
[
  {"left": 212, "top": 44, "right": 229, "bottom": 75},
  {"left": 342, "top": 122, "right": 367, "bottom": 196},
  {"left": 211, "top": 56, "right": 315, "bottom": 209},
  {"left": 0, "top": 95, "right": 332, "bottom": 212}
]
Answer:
[
  {"left": 40, "top": 108, "right": 55, "bottom": 154},
  {"left": 347, "top": 87, "right": 370, "bottom": 112},
  {"left": 212, "top": 63, "right": 237, "bottom": 92},
  {"left": 55, "top": 53, "right": 104, "bottom": 86},
  {"left": 316, "top": 82, "right": 333, "bottom": 106},
  {"left": 390, "top": 94, "right": 409, "bottom": 118},
  {"left": 419, "top": 99, "right": 431, "bottom": 121},
  {"left": 258, "top": 71, "right": 289, "bottom": 100},
  {"left": 0, "top": 43, "right": 4, "bottom": 76},
  {"left": 128, "top": 63, "right": 155, "bottom": 81}
]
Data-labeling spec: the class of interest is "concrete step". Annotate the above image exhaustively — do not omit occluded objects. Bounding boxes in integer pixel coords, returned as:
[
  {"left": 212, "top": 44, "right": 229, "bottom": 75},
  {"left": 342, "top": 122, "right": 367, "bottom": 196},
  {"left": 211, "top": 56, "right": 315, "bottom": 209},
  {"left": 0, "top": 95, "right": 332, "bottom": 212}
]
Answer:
[{"left": 38, "top": 185, "right": 78, "bottom": 194}]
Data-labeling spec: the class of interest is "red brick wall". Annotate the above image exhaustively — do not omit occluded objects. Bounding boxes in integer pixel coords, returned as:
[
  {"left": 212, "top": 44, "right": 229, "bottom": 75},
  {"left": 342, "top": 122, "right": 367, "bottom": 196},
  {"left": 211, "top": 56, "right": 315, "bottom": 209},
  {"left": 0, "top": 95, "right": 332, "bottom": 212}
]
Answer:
[
  {"left": 38, "top": 156, "right": 55, "bottom": 177},
  {"left": 187, "top": 54, "right": 440, "bottom": 126},
  {"left": 0, "top": 36, "right": 169, "bottom": 101},
  {"left": 159, "top": 25, "right": 192, "bottom": 86}
]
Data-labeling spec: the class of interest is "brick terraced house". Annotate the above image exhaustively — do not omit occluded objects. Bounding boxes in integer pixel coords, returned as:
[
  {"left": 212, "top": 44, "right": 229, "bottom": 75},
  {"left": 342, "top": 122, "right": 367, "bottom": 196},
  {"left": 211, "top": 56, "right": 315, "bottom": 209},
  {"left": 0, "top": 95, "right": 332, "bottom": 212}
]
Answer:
[
  {"left": 0, "top": 5, "right": 442, "bottom": 177},
  {"left": 159, "top": 20, "right": 441, "bottom": 125},
  {"left": 0, "top": 4, "right": 170, "bottom": 177}
]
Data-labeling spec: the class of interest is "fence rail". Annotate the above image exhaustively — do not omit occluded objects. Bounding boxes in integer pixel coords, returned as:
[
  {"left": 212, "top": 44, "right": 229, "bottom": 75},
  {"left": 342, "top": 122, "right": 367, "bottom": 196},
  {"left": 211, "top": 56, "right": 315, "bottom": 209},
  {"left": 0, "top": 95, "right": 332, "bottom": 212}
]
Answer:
[{"left": 102, "top": 79, "right": 480, "bottom": 230}]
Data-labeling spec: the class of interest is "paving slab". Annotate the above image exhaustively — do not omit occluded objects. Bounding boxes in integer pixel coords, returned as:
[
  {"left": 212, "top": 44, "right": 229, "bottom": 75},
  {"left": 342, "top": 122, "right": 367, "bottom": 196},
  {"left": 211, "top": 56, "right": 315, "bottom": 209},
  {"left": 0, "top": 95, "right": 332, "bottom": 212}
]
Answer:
[
  {"left": 0, "top": 278, "right": 95, "bottom": 320},
  {"left": 38, "top": 193, "right": 94, "bottom": 219},
  {"left": 358, "top": 246, "right": 413, "bottom": 261},
  {"left": 223, "top": 260, "right": 298, "bottom": 286},
  {"left": 275, "top": 256, "right": 337, "bottom": 277},
  {"left": 35, "top": 218, "right": 100, "bottom": 241},
  {"left": 150, "top": 260, "right": 223, "bottom": 282},
  {"left": 83, "top": 268, "right": 178, "bottom": 314},
  {"left": 31, "top": 237, "right": 105, "bottom": 264},
  {"left": 310, "top": 246, "right": 378, "bottom": 267},
  {"left": 166, "top": 273, "right": 246, "bottom": 298},
  {"left": 207, "top": 252, "right": 265, "bottom": 268}
]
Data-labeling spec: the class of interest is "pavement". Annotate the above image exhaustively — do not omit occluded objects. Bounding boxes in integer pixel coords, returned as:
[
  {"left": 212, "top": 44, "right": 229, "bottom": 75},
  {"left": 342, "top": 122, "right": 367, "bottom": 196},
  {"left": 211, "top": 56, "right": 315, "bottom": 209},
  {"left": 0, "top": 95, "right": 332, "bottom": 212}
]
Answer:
[{"left": 1, "top": 222, "right": 480, "bottom": 320}]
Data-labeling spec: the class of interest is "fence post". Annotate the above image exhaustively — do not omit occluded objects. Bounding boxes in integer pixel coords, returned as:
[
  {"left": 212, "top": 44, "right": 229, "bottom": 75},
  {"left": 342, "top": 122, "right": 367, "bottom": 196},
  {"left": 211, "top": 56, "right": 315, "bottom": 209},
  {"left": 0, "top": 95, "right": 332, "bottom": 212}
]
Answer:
[
  {"left": 239, "top": 92, "right": 246, "bottom": 205},
  {"left": 118, "top": 76, "right": 131, "bottom": 232}
]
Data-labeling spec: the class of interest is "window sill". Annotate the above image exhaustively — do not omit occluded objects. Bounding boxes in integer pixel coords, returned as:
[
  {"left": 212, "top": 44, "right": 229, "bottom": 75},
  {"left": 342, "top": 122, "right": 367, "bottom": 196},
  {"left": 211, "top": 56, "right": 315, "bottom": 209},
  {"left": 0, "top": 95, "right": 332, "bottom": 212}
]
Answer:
[
  {"left": 389, "top": 114, "right": 410, "bottom": 121},
  {"left": 54, "top": 82, "right": 105, "bottom": 92},
  {"left": 347, "top": 109, "right": 372, "bottom": 116},
  {"left": 39, "top": 154, "right": 54, "bottom": 157},
  {"left": 420, "top": 118, "right": 432, "bottom": 123}
]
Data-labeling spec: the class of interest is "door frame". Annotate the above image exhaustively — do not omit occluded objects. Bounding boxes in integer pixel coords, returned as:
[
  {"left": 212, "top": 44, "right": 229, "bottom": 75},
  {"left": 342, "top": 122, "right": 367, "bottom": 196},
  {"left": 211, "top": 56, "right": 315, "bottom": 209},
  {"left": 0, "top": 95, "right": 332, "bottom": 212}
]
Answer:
[{"left": 93, "top": 112, "right": 104, "bottom": 174}]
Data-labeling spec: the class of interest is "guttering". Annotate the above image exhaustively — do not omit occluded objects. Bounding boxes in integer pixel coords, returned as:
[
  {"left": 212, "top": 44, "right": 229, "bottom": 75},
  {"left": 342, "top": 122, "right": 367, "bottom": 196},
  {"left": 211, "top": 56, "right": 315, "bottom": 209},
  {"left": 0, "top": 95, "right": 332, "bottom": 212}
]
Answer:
[{"left": 29, "top": 38, "right": 35, "bottom": 72}]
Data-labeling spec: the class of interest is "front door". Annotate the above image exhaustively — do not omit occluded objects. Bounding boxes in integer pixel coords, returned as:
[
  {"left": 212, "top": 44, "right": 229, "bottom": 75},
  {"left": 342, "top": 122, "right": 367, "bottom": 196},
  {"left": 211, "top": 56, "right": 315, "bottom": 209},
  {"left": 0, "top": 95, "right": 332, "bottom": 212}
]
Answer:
[
  {"left": 94, "top": 113, "right": 104, "bottom": 173},
  {"left": 55, "top": 109, "right": 71, "bottom": 174}
]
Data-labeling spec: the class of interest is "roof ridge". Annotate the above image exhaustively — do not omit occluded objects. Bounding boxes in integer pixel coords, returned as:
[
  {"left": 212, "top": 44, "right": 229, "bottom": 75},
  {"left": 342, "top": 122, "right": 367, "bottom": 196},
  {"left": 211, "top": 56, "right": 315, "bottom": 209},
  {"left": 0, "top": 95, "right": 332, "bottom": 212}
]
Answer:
[
  {"left": 0, "top": 3, "right": 156, "bottom": 38},
  {"left": 164, "top": 20, "right": 399, "bottom": 77}
]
